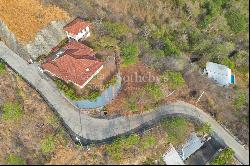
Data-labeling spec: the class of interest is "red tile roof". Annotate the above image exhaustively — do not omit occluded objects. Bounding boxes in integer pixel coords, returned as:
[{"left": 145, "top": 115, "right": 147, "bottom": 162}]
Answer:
[
  {"left": 41, "top": 41, "right": 103, "bottom": 88},
  {"left": 63, "top": 17, "right": 91, "bottom": 35},
  {"left": 63, "top": 40, "right": 95, "bottom": 57}
]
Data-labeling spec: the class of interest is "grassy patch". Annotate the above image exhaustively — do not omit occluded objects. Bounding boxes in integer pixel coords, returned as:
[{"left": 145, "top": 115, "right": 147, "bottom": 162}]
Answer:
[
  {"left": 0, "top": 59, "right": 6, "bottom": 74},
  {"left": 221, "top": 57, "right": 235, "bottom": 69},
  {"left": 233, "top": 91, "right": 247, "bottom": 110},
  {"left": 140, "top": 135, "right": 156, "bottom": 150},
  {"left": 211, "top": 148, "right": 234, "bottom": 165},
  {"left": 103, "top": 21, "right": 131, "bottom": 38},
  {"left": 106, "top": 134, "right": 139, "bottom": 162},
  {"left": 225, "top": 10, "right": 247, "bottom": 33},
  {"left": 120, "top": 41, "right": 139, "bottom": 66},
  {"left": 144, "top": 83, "right": 164, "bottom": 101},
  {"left": 40, "top": 135, "right": 55, "bottom": 153},
  {"left": 1, "top": 102, "right": 23, "bottom": 121},
  {"left": 6, "top": 154, "right": 26, "bottom": 165},
  {"left": 160, "top": 71, "right": 185, "bottom": 89},
  {"left": 161, "top": 117, "right": 190, "bottom": 145}
]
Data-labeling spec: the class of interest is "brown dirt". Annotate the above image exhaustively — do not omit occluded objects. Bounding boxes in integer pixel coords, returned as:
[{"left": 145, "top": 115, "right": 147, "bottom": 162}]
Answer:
[
  {"left": 105, "top": 61, "right": 161, "bottom": 116},
  {"left": 0, "top": 0, "right": 69, "bottom": 43}
]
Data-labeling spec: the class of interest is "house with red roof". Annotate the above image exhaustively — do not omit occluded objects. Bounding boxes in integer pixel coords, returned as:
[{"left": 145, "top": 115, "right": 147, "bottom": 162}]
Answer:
[
  {"left": 41, "top": 41, "right": 103, "bottom": 89},
  {"left": 63, "top": 17, "right": 91, "bottom": 41}
]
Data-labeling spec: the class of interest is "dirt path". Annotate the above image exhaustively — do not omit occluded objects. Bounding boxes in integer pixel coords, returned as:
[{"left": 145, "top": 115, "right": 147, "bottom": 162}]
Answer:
[{"left": 0, "top": 42, "right": 248, "bottom": 165}]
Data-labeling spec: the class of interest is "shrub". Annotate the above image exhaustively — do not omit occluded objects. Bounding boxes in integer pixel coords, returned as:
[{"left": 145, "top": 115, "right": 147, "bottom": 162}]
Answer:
[
  {"left": 221, "top": 57, "right": 235, "bottom": 69},
  {"left": 103, "top": 21, "right": 130, "bottom": 38},
  {"left": 6, "top": 154, "right": 26, "bottom": 165},
  {"left": 106, "top": 139, "right": 122, "bottom": 161},
  {"left": 126, "top": 96, "right": 138, "bottom": 113},
  {"left": 144, "top": 83, "right": 164, "bottom": 101},
  {"left": 211, "top": 148, "right": 234, "bottom": 165},
  {"left": 55, "top": 79, "right": 100, "bottom": 101},
  {"left": 188, "top": 28, "right": 202, "bottom": 49},
  {"left": 234, "top": 91, "right": 247, "bottom": 110},
  {"left": 106, "top": 133, "right": 140, "bottom": 162},
  {"left": 0, "top": 59, "right": 6, "bottom": 74},
  {"left": 162, "top": 117, "right": 189, "bottom": 144},
  {"left": 122, "top": 134, "right": 140, "bottom": 148},
  {"left": 98, "top": 36, "right": 118, "bottom": 49},
  {"left": 40, "top": 135, "right": 55, "bottom": 153},
  {"left": 2, "top": 103, "right": 23, "bottom": 121},
  {"left": 225, "top": 10, "right": 247, "bottom": 33},
  {"left": 140, "top": 135, "right": 156, "bottom": 150},
  {"left": 160, "top": 71, "right": 185, "bottom": 89},
  {"left": 163, "top": 37, "right": 181, "bottom": 56},
  {"left": 104, "top": 76, "right": 118, "bottom": 89},
  {"left": 120, "top": 42, "right": 139, "bottom": 65},
  {"left": 197, "top": 122, "right": 212, "bottom": 135}
]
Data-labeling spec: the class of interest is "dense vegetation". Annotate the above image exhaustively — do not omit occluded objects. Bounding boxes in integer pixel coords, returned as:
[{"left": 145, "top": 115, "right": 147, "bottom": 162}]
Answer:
[
  {"left": 55, "top": 79, "right": 101, "bottom": 101},
  {"left": 211, "top": 148, "right": 234, "bottom": 165}
]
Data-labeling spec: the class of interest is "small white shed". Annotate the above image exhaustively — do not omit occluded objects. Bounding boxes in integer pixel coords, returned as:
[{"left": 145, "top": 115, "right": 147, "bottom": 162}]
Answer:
[{"left": 204, "top": 62, "right": 235, "bottom": 86}]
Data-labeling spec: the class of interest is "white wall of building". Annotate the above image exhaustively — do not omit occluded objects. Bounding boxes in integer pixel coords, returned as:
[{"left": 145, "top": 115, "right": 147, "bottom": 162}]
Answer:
[
  {"left": 205, "top": 62, "right": 232, "bottom": 86},
  {"left": 66, "top": 26, "right": 90, "bottom": 41}
]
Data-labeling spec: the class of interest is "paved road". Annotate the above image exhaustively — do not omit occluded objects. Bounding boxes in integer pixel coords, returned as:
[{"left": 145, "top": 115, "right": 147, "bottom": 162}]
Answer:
[{"left": 0, "top": 42, "right": 248, "bottom": 165}]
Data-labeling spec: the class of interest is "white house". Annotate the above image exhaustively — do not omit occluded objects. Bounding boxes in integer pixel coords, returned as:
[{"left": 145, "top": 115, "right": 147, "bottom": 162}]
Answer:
[
  {"left": 204, "top": 62, "right": 235, "bottom": 86},
  {"left": 63, "top": 17, "right": 91, "bottom": 41}
]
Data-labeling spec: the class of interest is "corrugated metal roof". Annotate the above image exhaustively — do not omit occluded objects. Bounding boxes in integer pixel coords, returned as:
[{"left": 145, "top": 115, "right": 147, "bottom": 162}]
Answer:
[
  {"left": 163, "top": 143, "right": 185, "bottom": 165},
  {"left": 179, "top": 133, "right": 204, "bottom": 160}
]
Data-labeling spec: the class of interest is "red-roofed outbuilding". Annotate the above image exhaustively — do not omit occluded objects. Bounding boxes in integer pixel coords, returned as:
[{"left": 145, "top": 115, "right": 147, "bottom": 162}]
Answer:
[{"left": 63, "top": 17, "right": 91, "bottom": 41}]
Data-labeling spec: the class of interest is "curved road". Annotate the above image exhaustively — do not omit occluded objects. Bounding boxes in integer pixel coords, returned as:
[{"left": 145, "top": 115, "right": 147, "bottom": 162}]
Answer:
[{"left": 0, "top": 42, "right": 248, "bottom": 165}]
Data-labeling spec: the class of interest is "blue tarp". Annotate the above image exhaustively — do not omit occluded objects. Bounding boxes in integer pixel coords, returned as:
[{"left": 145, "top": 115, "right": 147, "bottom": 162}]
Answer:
[{"left": 231, "top": 75, "right": 235, "bottom": 84}]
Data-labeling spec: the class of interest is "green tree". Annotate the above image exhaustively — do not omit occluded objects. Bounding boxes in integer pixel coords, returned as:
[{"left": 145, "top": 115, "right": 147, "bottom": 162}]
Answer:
[{"left": 120, "top": 42, "right": 139, "bottom": 65}]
